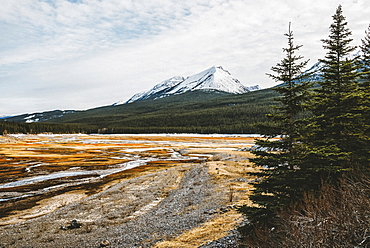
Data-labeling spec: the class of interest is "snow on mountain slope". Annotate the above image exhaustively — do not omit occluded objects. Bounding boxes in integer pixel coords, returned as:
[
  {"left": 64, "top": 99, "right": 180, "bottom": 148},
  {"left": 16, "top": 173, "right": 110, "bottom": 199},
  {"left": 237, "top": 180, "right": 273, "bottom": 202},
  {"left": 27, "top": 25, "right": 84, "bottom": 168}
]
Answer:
[
  {"left": 3, "top": 110, "right": 75, "bottom": 123},
  {"left": 121, "top": 76, "right": 185, "bottom": 104},
  {"left": 301, "top": 61, "right": 324, "bottom": 82},
  {"left": 119, "top": 66, "right": 258, "bottom": 104},
  {"left": 166, "top": 66, "right": 249, "bottom": 95}
]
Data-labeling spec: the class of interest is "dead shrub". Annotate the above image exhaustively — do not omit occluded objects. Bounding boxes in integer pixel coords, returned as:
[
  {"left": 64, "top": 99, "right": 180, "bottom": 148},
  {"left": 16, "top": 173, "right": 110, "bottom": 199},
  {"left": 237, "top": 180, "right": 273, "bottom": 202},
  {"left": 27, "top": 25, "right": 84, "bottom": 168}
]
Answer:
[{"left": 241, "top": 175, "right": 370, "bottom": 247}]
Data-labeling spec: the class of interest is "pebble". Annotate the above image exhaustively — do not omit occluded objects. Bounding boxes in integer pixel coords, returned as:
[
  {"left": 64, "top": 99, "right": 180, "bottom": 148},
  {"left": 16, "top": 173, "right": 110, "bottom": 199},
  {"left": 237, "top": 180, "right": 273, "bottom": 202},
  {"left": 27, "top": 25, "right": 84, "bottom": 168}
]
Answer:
[{"left": 100, "top": 240, "right": 110, "bottom": 247}]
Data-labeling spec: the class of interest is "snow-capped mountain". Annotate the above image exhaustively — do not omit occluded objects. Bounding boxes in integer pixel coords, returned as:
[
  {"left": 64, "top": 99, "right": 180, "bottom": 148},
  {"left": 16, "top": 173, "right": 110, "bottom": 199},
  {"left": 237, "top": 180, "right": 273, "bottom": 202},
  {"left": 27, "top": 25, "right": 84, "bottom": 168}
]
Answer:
[
  {"left": 115, "top": 76, "right": 185, "bottom": 105},
  {"left": 118, "top": 66, "right": 258, "bottom": 105},
  {"left": 303, "top": 61, "right": 324, "bottom": 82},
  {"left": 274, "top": 61, "right": 324, "bottom": 88}
]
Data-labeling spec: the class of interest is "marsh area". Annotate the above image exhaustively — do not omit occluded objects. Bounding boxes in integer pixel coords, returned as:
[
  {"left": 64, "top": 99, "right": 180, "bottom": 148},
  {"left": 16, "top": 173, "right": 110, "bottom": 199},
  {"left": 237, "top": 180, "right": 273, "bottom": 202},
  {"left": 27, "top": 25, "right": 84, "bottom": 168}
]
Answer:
[{"left": 0, "top": 134, "right": 258, "bottom": 247}]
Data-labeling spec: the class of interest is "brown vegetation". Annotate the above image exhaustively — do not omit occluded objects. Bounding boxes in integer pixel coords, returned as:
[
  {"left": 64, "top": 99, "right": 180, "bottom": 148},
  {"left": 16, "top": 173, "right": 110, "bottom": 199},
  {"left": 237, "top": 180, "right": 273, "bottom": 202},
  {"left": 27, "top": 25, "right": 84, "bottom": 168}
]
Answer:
[
  {"left": 241, "top": 175, "right": 370, "bottom": 248},
  {"left": 0, "top": 134, "right": 258, "bottom": 247}
]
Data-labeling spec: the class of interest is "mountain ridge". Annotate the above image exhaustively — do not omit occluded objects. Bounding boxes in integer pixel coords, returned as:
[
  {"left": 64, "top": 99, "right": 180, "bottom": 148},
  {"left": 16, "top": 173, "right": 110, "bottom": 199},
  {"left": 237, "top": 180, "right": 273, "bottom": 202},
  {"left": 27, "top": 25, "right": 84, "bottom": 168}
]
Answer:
[
  {"left": 115, "top": 66, "right": 259, "bottom": 105},
  {"left": 2, "top": 63, "right": 324, "bottom": 124}
]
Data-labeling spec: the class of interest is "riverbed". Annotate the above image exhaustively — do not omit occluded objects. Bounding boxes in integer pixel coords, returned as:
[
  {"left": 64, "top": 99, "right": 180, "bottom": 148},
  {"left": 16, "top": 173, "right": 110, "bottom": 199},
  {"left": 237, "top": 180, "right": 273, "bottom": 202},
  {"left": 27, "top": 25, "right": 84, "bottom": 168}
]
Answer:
[{"left": 0, "top": 134, "right": 261, "bottom": 247}]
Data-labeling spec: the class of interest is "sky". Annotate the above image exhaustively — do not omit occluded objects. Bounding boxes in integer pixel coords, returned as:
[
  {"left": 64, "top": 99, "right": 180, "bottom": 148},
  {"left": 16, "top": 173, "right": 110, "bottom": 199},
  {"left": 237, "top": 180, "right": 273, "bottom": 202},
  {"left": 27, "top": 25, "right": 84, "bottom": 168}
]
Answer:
[{"left": 0, "top": 0, "right": 369, "bottom": 116}]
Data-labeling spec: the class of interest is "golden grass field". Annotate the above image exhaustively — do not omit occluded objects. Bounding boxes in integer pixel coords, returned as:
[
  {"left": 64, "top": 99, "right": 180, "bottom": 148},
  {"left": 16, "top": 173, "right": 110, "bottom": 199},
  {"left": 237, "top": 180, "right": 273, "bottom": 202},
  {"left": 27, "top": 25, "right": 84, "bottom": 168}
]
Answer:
[{"left": 0, "top": 134, "right": 260, "bottom": 247}]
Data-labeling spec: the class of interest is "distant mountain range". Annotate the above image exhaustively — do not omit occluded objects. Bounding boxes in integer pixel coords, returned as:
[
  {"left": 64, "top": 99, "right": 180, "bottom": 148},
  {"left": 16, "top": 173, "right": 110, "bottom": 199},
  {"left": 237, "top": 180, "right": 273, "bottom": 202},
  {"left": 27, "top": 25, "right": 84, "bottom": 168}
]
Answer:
[
  {"left": 2, "top": 63, "right": 325, "bottom": 126},
  {"left": 5, "top": 66, "right": 260, "bottom": 123},
  {"left": 114, "top": 66, "right": 259, "bottom": 105},
  {"left": 1, "top": 60, "right": 364, "bottom": 134},
  {"left": 0, "top": 63, "right": 324, "bottom": 134}
]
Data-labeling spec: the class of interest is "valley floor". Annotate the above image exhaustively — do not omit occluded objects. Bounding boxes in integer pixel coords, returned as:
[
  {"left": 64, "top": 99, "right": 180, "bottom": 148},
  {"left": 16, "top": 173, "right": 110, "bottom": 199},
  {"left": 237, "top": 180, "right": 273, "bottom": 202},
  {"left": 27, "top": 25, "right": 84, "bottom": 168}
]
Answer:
[{"left": 0, "top": 134, "right": 258, "bottom": 247}]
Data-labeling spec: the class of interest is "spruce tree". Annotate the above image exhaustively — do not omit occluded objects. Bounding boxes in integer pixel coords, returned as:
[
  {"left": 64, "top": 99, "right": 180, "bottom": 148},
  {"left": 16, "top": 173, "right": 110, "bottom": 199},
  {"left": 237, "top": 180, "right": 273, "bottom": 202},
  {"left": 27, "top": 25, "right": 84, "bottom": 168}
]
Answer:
[
  {"left": 359, "top": 24, "right": 370, "bottom": 168},
  {"left": 304, "top": 5, "right": 363, "bottom": 182},
  {"left": 360, "top": 24, "right": 370, "bottom": 83},
  {"left": 240, "top": 23, "right": 311, "bottom": 229}
]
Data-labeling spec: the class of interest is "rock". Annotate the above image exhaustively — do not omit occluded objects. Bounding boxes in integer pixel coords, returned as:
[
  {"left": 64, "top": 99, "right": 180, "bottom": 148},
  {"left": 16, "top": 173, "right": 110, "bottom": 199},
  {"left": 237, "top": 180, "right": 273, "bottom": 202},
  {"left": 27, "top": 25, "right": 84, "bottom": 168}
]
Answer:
[
  {"left": 205, "top": 209, "right": 218, "bottom": 215},
  {"left": 219, "top": 207, "right": 229, "bottom": 213},
  {"left": 227, "top": 205, "right": 236, "bottom": 210},
  {"left": 177, "top": 149, "right": 188, "bottom": 155},
  {"left": 67, "top": 219, "right": 81, "bottom": 229},
  {"left": 230, "top": 177, "right": 251, "bottom": 183},
  {"left": 100, "top": 240, "right": 110, "bottom": 247},
  {"left": 237, "top": 147, "right": 248, "bottom": 152}
]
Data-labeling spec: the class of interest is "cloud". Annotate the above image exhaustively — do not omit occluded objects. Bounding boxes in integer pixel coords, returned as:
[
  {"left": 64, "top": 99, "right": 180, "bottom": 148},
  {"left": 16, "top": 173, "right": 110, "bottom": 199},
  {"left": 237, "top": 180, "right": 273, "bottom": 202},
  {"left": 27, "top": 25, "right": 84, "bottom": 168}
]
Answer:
[{"left": 0, "top": 0, "right": 369, "bottom": 115}]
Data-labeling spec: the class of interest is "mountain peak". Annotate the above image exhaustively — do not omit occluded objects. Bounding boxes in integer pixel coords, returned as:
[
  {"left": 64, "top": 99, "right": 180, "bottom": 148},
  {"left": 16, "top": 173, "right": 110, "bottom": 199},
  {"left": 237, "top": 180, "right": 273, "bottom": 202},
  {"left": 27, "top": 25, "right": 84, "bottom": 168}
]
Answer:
[
  {"left": 212, "top": 65, "right": 229, "bottom": 72},
  {"left": 119, "top": 66, "right": 259, "bottom": 104}
]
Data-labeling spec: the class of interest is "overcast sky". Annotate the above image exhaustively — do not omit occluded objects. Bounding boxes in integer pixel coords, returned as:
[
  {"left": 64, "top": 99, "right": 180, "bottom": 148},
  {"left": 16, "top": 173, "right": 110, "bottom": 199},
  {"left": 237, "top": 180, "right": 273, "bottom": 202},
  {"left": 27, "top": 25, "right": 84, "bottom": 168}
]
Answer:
[{"left": 1, "top": 0, "right": 369, "bottom": 116}]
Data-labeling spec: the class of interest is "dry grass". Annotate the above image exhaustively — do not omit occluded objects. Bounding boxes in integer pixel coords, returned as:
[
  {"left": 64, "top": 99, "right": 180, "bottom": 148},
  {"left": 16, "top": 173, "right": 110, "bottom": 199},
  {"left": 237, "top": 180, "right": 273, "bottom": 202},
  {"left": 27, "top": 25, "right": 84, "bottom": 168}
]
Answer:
[
  {"left": 0, "top": 134, "right": 260, "bottom": 247},
  {"left": 207, "top": 157, "right": 258, "bottom": 207},
  {"left": 155, "top": 210, "right": 243, "bottom": 248},
  {"left": 0, "top": 135, "right": 197, "bottom": 224}
]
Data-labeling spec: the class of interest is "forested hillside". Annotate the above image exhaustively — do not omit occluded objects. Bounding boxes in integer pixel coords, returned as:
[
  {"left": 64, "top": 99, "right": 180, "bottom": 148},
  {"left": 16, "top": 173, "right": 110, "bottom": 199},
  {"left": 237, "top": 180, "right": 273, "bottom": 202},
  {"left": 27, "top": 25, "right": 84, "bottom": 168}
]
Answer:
[
  {"left": 51, "top": 89, "right": 278, "bottom": 133},
  {"left": 2, "top": 88, "right": 279, "bottom": 134}
]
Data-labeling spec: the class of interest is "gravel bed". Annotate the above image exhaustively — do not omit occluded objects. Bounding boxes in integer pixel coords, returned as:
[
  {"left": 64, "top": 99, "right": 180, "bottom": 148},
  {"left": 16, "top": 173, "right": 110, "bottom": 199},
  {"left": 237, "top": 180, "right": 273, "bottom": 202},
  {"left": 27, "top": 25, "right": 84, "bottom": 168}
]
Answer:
[
  {"left": 199, "top": 229, "right": 241, "bottom": 248},
  {"left": 0, "top": 164, "right": 228, "bottom": 248}
]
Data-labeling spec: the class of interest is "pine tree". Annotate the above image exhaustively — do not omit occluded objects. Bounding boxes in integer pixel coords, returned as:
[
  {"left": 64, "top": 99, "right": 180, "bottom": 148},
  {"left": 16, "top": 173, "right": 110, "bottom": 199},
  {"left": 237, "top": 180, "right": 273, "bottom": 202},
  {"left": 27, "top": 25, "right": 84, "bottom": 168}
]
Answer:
[
  {"left": 304, "top": 5, "right": 364, "bottom": 181},
  {"left": 240, "top": 23, "right": 311, "bottom": 229}
]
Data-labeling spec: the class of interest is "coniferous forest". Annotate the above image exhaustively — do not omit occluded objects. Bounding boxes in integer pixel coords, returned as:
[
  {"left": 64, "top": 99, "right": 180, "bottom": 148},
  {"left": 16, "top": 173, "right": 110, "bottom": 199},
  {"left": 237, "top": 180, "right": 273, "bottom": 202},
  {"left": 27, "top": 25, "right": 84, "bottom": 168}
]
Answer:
[
  {"left": 239, "top": 5, "right": 370, "bottom": 247},
  {"left": 1, "top": 88, "right": 279, "bottom": 134}
]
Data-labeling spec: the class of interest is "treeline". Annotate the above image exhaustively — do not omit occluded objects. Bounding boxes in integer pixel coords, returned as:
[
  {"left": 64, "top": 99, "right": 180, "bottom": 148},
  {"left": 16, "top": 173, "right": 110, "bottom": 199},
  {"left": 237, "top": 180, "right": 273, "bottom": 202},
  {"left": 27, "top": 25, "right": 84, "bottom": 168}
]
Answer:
[
  {"left": 96, "top": 123, "right": 264, "bottom": 134},
  {"left": 239, "top": 6, "right": 370, "bottom": 247},
  {"left": 0, "top": 121, "right": 95, "bottom": 134}
]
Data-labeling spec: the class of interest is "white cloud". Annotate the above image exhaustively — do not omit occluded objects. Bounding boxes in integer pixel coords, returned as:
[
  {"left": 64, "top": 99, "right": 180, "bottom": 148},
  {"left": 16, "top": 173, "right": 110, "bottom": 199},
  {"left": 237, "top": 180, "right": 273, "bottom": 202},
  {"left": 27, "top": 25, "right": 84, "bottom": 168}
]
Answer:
[{"left": 0, "top": 0, "right": 369, "bottom": 115}]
